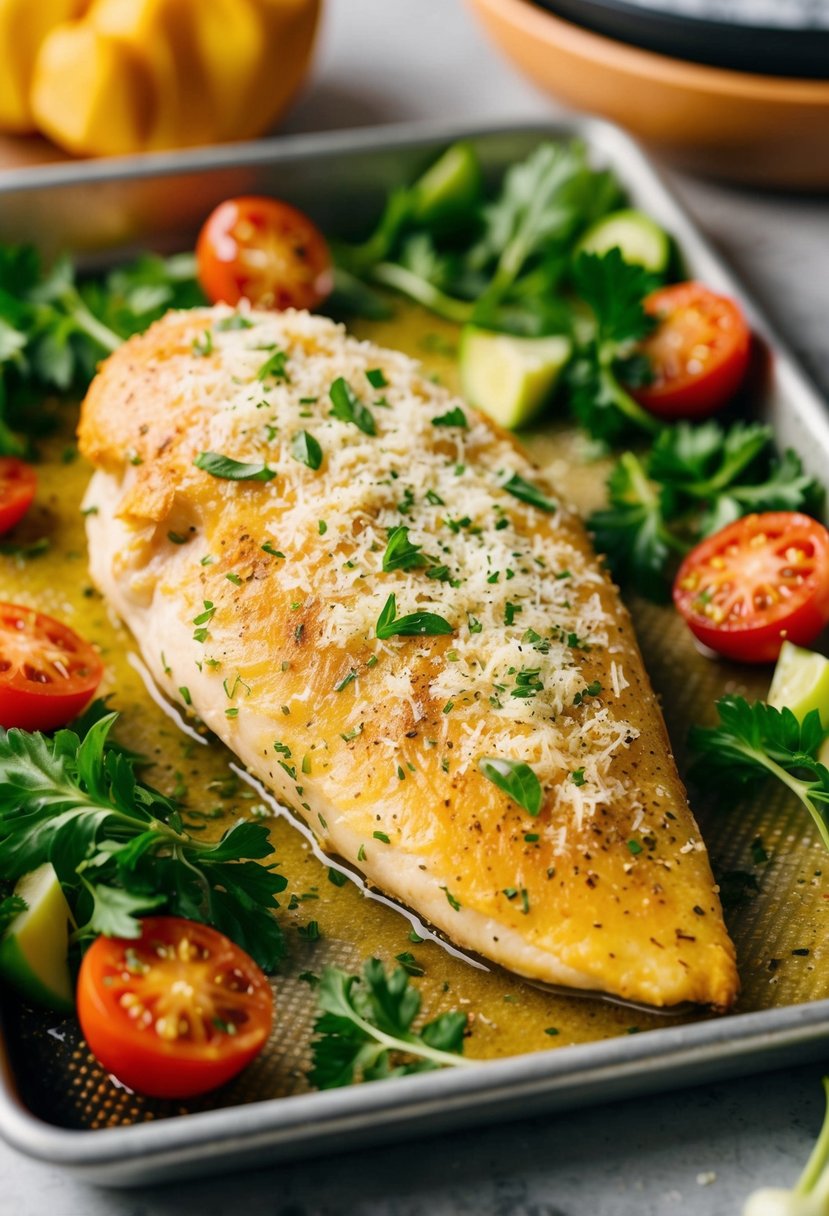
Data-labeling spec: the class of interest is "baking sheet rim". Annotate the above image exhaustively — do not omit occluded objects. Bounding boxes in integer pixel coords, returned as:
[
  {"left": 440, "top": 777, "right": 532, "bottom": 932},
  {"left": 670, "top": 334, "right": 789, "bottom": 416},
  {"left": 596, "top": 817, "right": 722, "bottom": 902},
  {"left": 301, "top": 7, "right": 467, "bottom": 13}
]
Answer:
[
  {"left": 0, "top": 113, "right": 828, "bottom": 1181},
  {"left": 2, "top": 996, "right": 829, "bottom": 1180}
]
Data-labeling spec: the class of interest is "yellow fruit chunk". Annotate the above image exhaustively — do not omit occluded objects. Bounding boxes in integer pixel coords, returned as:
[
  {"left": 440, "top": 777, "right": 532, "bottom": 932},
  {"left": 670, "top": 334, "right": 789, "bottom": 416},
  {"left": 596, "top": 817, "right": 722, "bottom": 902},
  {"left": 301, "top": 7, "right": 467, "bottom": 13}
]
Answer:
[
  {"left": 0, "top": 864, "right": 74, "bottom": 1012},
  {"left": 238, "top": 0, "right": 322, "bottom": 140},
  {"left": 29, "top": 0, "right": 320, "bottom": 157},
  {"left": 31, "top": 23, "right": 153, "bottom": 156},
  {"left": 0, "top": 0, "right": 89, "bottom": 132}
]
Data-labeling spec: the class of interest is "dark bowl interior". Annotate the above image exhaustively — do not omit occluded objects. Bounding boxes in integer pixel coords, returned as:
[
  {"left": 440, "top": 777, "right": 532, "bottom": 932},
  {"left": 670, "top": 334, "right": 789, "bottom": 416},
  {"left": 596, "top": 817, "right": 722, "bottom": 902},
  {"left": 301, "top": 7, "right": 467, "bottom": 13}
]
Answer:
[{"left": 531, "top": 0, "right": 829, "bottom": 79}]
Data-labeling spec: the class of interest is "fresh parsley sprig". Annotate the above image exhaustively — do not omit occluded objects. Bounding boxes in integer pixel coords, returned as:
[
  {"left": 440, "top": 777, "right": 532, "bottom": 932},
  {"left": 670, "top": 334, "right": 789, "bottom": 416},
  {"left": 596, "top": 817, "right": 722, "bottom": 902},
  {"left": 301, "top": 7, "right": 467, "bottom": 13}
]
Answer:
[
  {"left": 647, "top": 419, "right": 823, "bottom": 536},
  {"left": 588, "top": 451, "right": 686, "bottom": 603},
  {"left": 0, "top": 891, "right": 25, "bottom": 936},
  {"left": 566, "top": 249, "right": 662, "bottom": 444},
  {"left": 689, "top": 697, "right": 829, "bottom": 853},
  {"left": 589, "top": 421, "right": 823, "bottom": 600},
  {"left": 469, "top": 141, "right": 619, "bottom": 324},
  {"left": 0, "top": 712, "right": 287, "bottom": 969},
  {"left": 0, "top": 246, "right": 202, "bottom": 453},
  {"left": 337, "top": 140, "right": 619, "bottom": 339},
  {"left": 309, "top": 958, "right": 470, "bottom": 1089}
]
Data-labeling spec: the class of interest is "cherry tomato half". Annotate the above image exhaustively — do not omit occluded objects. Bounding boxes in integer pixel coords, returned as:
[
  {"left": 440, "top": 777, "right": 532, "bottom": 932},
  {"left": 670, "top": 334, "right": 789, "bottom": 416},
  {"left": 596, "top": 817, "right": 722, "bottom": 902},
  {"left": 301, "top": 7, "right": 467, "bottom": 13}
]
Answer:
[
  {"left": 77, "top": 917, "right": 274, "bottom": 1099},
  {"left": 0, "top": 458, "right": 36, "bottom": 535},
  {"left": 673, "top": 512, "right": 829, "bottom": 664},
  {"left": 0, "top": 604, "right": 103, "bottom": 731},
  {"left": 196, "top": 195, "right": 333, "bottom": 312},
  {"left": 630, "top": 282, "right": 751, "bottom": 420}
]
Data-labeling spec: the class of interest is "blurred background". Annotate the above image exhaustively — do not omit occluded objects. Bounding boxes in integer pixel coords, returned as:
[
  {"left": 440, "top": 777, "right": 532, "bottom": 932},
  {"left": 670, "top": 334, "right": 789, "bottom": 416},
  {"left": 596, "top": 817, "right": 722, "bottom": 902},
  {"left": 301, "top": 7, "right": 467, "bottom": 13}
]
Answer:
[{"left": 2, "top": 0, "right": 828, "bottom": 187}]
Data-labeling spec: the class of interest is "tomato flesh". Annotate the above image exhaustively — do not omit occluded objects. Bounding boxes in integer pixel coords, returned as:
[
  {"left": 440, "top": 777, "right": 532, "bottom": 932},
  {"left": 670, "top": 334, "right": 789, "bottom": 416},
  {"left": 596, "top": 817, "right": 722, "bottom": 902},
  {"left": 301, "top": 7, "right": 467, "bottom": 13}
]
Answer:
[
  {"left": 77, "top": 917, "right": 274, "bottom": 1099},
  {"left": 631, "top": 282, "right": 751, "bottom": 420},
  {"left": 673, "top": 512, "right": 829, "bottom": 663},
  {"left": 0, "top": 604, "right": 103, "bottom": 731},
  {"left": 0, "top": 458, "right": 36, "bottom": 535},
  {"left": 196, "top": 196, "right": 333, "bottom": 312}
]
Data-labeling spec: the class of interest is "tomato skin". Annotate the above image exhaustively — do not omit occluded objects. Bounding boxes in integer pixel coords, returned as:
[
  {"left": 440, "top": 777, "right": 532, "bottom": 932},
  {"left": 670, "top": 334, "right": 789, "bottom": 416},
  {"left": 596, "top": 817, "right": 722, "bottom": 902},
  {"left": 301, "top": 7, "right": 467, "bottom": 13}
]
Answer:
[
  {"left": 631, "top": 282, "right": 751, "bottom": 420},
  {"left": 77, "top": 917, "right": 274, "bottom": 1099},
  {"left": 674, "top": 512, "right": 829, "bottom": 664},
  {"left": 196, "top": 196, "right": 333, "bottom": 312},
  {"left": 0, "top": 459, "right": 36, "bottom": 535},
  {"left": 0, "top": 604, "right": 103, "bottom": 731}
]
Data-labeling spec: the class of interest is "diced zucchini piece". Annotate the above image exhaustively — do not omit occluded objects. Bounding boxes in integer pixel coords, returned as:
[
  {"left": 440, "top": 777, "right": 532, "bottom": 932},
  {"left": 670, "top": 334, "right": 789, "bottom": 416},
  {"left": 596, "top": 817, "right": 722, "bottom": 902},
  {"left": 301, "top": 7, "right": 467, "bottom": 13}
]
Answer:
[
  {"left": 576, "top": 208, "right": 670, "bottom": 274},
  {"left": 460, "top": 326, "right": 572, "bottom": 429},
  {"left": 411, "top": 142, "right": 482, "bottom": 226}
]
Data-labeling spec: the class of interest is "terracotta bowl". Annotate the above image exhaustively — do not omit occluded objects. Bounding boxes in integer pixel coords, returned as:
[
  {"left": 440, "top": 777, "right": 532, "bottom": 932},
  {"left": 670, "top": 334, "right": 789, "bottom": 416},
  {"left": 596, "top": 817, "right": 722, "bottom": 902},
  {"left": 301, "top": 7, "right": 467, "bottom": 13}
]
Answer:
[{"left": 467, "top": 0, "right": 829, "bottom": 188}]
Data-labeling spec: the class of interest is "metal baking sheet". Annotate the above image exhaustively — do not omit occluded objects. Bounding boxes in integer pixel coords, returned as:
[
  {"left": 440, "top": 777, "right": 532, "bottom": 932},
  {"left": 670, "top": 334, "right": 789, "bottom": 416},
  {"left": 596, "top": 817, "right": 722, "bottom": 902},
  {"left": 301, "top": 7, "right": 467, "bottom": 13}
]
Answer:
[{"left": 0, "top": 117, "right": 827, "bottom": 1187}]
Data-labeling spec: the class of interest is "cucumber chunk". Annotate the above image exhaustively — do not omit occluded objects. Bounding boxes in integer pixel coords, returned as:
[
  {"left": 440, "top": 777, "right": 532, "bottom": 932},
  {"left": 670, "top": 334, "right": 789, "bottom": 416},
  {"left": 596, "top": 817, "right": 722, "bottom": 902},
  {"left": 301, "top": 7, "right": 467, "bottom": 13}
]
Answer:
[
  {"left": 768, "top": 641, "right": 829, "bottom": 729},
  {"left": 0, "top": 864, "right": 74, "bottom": 1011},
  {"left": 460, "top": 326, "right": 572, "bottom": 430},
  {"left": 576, "top": 208, "right": 670, "bottom": 274},
  {"left": 411, "top": 142, "right": 482, "bottom": 227}
]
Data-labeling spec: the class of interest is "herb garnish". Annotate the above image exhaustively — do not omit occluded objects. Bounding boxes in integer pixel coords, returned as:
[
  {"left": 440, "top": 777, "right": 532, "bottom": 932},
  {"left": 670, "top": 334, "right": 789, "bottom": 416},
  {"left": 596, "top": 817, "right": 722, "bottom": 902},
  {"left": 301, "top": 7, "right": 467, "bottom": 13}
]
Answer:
[
  {"left": 394, "top": 951, "right": 425, "bottom": 977},
  {"left": 0, "top": 892, "right": 26, "bottom": 936},
  {"left": 567, "top": 249, "right": 661, "bottom": 443},
  {"left": 309, "top": 959, "right": 469, "bottom": 1088},
  {"left": 0, "top": 248, "right": 202, "bottom": 455},
  {"left": 479, "top": 757, "right": 543, "bottom": 816},
  {"left": 431, "top": 407, "right": 468, "bottom": 429},
  {"left": 0, "top": 710, "right": 286, "bottom": 969},
  {"left": 192, "top": 330, "right": 213, "bottom": 357},
  {"left": 375, "top": 593, "right": 454, "bottom": 639},
  {"left": 194, "top": 451, "right": 276, "bottom": 482},
  {"left": 336, "top": 139, "right": 613, "bottom": 337},
  {"left": 215, "top": 314, "right": 253, "bottom": 332},
  {"left": 382, "top": 525, "right": 428, "bottom": 572},
  {"left": 192, "top": 600, "right": 216, "bottom": 643},
  {"left": 329, "top": 377, "right": 376, "bottom": 435},
  {"left": 510, "top": 668, "right": 543, "bottom": 699},
  {"left": 502, "top": 472, "right": 557, "bottom": 513},
  {"left": 256, "top": 349, "right": 289, "bottom": 381},
  {"left": 290, "top": 430, "right": 323, "bottom": 470},
  {"left": 589, "top": 422, "right": 823, "bottom": 600},
  {"left": 689, "top": 697, "right": 829, "bottom": 852}
]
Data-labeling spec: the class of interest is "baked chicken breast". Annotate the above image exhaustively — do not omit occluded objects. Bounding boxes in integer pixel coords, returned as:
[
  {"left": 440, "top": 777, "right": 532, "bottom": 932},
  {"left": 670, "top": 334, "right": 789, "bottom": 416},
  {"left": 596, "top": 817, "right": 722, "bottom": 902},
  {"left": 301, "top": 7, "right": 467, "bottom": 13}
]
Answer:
[{"left": 79, "top": 306, "right": 738, "bottom": 1010}]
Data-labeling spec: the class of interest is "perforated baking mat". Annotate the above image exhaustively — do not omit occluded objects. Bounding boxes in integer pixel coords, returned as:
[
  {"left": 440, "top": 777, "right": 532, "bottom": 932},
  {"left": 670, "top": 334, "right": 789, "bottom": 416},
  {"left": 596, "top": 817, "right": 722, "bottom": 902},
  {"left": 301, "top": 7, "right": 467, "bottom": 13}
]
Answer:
[{"left": 0, "top": 119, "right": 826, "bottom": 1185}]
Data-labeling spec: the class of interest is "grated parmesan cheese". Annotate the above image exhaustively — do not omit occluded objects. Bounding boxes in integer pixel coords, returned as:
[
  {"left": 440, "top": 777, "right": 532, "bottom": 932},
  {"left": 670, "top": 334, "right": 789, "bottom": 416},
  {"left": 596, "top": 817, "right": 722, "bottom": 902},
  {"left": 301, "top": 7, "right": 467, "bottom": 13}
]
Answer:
[{"left": 155, "top": 307, "right": 642, "bottom": 831}]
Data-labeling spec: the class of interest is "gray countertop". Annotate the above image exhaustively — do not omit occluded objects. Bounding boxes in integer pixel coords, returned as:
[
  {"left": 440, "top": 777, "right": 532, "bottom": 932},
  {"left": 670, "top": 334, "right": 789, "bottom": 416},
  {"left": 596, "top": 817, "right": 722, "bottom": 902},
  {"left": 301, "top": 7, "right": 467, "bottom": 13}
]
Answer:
[{"left": 3, "top": 1, "right": 828, "bottom": 1212}]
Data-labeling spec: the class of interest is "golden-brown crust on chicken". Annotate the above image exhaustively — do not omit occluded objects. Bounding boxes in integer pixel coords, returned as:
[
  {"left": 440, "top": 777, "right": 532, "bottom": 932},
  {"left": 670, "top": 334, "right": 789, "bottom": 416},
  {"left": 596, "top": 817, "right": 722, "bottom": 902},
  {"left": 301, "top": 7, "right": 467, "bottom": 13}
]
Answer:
[{"left": 79, "top": 307, "right": 738, "bottom": 1009}]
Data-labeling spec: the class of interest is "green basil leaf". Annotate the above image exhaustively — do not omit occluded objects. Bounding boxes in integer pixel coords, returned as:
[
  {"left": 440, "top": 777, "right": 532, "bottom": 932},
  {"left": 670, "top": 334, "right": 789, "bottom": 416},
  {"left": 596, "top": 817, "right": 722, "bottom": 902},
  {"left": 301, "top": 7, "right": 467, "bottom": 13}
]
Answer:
[
  {"left": 375, "top": 593, "right": 453, "bottom": 639},
  {"left": 479, "top": 757, "right": 543, "bottom": 816},
  {"left": 194, "top": 451, "right": 276, "bottom": 482},
  {"left": 382, "top": 526, "right": 427, "bottom": 572},
  {"left": 329, "top": 377, "right": 376, "bottom": 435},
  {"left": 290, "top": 430, "right": 323, "bottom": 471}
]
